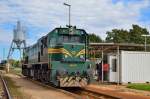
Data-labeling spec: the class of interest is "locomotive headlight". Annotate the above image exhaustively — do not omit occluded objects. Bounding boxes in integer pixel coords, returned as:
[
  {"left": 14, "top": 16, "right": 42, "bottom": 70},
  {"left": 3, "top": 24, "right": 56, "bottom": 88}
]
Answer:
[
  {"left": 57, "top": 69, "right": 67, "bottom": 76},
  {"left": 64, "top": 55, "right": 68, "bottom": 58},
  {"left": 80, "top": 55, "right": 84, "bottom": 59}
]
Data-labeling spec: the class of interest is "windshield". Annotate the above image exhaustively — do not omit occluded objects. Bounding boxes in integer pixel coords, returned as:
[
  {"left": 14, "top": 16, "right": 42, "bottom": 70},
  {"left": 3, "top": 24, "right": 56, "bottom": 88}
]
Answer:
[{"left": 58, "top": 35, "right": 84, "bottom": 43}]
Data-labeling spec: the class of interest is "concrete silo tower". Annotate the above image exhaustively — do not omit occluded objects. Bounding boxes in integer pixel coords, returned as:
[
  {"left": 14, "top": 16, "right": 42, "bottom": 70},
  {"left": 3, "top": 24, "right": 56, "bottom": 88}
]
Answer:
[{"left": 7, "top": 21, "right": 26, "bottom": 62}]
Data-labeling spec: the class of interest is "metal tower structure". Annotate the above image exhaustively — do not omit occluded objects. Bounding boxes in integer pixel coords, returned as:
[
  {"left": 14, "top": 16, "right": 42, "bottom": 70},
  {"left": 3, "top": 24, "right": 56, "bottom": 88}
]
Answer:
[{"left": 7, "top": 21, "right": 26, "bottom": 61}]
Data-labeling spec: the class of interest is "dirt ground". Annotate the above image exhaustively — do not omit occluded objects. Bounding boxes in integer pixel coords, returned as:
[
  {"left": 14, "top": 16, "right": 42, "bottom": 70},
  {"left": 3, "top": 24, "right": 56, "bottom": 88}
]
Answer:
[
  {"left": 0, "top": 77, "right": 3, "bottom": 99},
  {"left": 89, "top": 84, "right": 150, "bottom": 96},
  {"left": 6, "top": 72, "right": 150, "bottom": 99},
  {"left": 86, "top": 84, "right": 150, "bottom": 99},
  {"left": 6, "top": 74, "right": 75, "bottom": 99}
]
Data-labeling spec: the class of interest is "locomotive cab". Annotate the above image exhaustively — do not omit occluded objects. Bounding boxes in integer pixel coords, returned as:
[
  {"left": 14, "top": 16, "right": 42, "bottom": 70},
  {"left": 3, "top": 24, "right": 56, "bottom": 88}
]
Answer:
[{"left": 57, "top": 28, "right": 87, "bottom": 62}]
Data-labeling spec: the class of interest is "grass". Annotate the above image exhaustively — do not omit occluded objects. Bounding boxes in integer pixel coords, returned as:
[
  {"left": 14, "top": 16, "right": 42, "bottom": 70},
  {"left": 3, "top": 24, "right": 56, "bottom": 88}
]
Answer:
[
  {"left": 4, "top": 76, "right": 23, "bottom": 99},
  {"left": 10, "top": 67, "right": 22, "bottom": 76},
  {"left": 127, "top": 83, "right": 150, "bottom": 91}
]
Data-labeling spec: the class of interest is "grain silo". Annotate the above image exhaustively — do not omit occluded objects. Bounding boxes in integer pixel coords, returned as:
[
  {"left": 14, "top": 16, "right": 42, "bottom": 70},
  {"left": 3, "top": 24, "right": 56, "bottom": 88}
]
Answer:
[{"left": 7, "top": 21, "right": 26, "bottom": 60}]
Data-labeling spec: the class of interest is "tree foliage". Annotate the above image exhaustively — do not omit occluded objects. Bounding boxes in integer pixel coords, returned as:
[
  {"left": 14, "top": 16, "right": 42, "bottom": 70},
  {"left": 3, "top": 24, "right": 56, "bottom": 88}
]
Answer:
[
  {"left": 106, "top": 29, "right": 129, "bottom": 43},
  {"left": 89, "top": 33, "right": 102, "bottom": 43},
  {"left": 105, "top": 24, "right": 150, "bottom": 44},
  {"left": 13, "top": 61, "right": 20, "bottom": 67},
  {"left": 129, "top": 25, "right": 149, "bottom": 44},
  {"left": 8, "top": 59, "right": 20, "bottom": 67}
]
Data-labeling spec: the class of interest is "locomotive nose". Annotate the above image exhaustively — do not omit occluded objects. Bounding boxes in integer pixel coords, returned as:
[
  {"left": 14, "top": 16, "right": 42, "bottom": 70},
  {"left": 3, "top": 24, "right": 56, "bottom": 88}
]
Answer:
[{"left": 62, "top": 43, "right": 85, "bottom": 62}]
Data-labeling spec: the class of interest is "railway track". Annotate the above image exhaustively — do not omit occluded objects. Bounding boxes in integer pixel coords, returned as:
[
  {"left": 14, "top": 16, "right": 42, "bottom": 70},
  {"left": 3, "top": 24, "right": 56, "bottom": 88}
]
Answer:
[
  {"left": 63, "top": 87, "right": 120, "bottom": 99},
  {"left": 0, "top": 71, "right": 12, "bottom": 99},
  {"left": 24, "top": 77, "right": 80, "bottom": 98},
  {"left": 24, "top": 76, "right": 120, "bottom": 99}
]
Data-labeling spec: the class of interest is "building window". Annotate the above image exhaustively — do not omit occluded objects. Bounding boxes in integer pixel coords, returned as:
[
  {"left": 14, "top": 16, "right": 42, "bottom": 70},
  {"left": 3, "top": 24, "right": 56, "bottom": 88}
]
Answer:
[{"left": 112, "top": 59, "right": 117, "bottom": 72}]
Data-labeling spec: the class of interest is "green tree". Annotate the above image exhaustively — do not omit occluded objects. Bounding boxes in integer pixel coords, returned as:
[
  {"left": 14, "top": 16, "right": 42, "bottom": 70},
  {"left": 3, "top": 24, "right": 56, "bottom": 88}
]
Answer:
[
  {"left": 8, "top": 59, "right": 15, "bottom": 66},
  {"left": 106, "top": 29, "right": 129, "bottom": 43},
  {"left": 89, "top": 33, "right": 102, "bottom": 43},
  {"left": 129, "top": 24, "right": 150, "bottom": 44},
  {"left": 88, "top": 33, "right": 102, "bottom": 58},
  {"left": 13, "top": 61, "right": 20, "bottom": 67},
  {"left": 105, "top": 24, "right": 150, "bottom": 44},
  {"left": 8, "top": 59, "right": 20, "bottom": 67}
]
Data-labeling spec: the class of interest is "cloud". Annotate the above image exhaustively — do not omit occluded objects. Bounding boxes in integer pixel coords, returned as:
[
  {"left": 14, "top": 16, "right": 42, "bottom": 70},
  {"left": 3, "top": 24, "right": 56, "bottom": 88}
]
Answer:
[
  {"left": 0, "top": 28, "right": 12, "bottom": 44},
  {"left": 0, "top": 0, "right": 150, "bottom": 43}
]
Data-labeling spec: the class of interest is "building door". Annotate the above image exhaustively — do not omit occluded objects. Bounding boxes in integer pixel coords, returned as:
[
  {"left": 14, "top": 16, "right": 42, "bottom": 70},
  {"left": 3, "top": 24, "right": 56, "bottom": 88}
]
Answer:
[{"left": 108, "top": 55, "right": 118, "bottom": 82}]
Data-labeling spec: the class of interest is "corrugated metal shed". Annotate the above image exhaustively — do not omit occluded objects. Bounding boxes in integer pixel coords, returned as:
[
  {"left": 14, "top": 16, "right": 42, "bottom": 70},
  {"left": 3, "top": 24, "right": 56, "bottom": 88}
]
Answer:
[
  {"left": 108, "top": 51, "right": 150, "bottom": 83},
  {"left": 121, "top": 51, "right": 150, "bottom": 83}
]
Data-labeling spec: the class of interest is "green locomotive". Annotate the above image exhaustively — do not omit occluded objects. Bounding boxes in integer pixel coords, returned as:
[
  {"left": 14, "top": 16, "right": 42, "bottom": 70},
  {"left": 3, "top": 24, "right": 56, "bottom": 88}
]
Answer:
[{"left": 22, "top": 26, "right": 94, "bottom": 87}]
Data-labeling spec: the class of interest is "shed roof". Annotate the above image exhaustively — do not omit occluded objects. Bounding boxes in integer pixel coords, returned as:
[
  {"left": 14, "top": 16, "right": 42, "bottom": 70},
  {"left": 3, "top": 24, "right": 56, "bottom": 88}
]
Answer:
[{"left": 89, "top": 43, "right": 150, "bottom": 53}]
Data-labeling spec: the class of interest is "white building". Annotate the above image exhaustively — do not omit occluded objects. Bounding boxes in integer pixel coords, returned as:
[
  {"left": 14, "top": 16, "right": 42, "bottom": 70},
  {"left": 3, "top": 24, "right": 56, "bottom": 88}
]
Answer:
[{"left": 108, "top": 51, "right": 150, "bottom": 83}]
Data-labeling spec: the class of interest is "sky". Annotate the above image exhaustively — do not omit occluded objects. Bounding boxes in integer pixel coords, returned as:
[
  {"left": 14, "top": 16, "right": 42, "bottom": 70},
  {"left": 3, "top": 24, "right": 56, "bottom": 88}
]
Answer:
[{"left": 0, "top": 0, "right": 150, "bottom": 61}]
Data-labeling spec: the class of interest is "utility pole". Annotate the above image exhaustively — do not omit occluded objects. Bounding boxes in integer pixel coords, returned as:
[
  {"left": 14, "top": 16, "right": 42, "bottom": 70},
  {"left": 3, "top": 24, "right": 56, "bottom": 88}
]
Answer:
[
  {"left": 64, "top": 3, "right": 71, "bottom": 26},
  {"left": 141, "top": 35, "right": 150, "bottom": 51},
  {"left": 101, "top": 46, "right": 104, "bottom": 82},
  {"left": 3, "top": 48, "right": 5, "bottom": 60},
  {"left": 117, "top": 46, "right": 120, "bottom": 85}
]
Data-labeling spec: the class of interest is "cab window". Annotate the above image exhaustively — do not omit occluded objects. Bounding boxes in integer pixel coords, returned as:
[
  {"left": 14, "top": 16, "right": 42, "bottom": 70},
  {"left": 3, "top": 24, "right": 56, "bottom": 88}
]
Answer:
[{"left": 58, "top": 35, "right": 83, "bottom": 43}]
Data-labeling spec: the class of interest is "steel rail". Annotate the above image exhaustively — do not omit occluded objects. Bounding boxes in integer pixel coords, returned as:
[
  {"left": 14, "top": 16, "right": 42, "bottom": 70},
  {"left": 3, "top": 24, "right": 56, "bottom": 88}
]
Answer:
[
  {"left": 25, "top": 77, "right": 80, "bottom": 99},
  {"left": 22, "top": 75, "right": 119, "bottom": 99},
  {"left": 80, "top": 88, "right": 119, "bottom": 99},
  {"left": 64, "top": 87, "right": 120, "bottom": 99},
  {"left": 0, "top": 73, "right": 12, "bottom": 99}
]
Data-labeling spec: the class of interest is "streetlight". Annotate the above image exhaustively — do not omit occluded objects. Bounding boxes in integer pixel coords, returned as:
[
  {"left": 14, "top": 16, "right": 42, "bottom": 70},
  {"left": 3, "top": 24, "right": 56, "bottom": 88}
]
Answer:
[
  {"left": 3, "top": 48, "right": 5, "bottom": 60},
  {"left": 63, "top": 3, "right": 71, "bottom": 26},
  {"left": 141, "top": 34, "right": 150, "bottom": 51}
]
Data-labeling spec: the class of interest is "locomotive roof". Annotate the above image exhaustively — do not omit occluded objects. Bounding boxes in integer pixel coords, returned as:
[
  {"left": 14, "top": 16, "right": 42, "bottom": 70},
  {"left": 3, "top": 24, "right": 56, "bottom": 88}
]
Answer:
[
  {"left": 27, "top": 27, "right": 88, "bottom": 48},
  {"left": 55, "top": 27, "right": 88, "bottom": 35}
]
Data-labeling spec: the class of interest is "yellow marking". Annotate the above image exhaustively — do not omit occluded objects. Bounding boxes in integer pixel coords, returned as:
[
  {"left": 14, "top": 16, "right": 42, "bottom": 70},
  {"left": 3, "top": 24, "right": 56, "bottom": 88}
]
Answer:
[
  {"left": 48, "top": 48, "right": 85, "bottom": 57},
  {"left": 69, "top": 64, "right": 77, "bottom": 67},
  {"left": 68, "top": 77, "right": 73, "bottom": 82},
  {"left": 60, "top": 48, "right": 72, "bottom": 57},
  {"left": 75, "top": 49, "right": 85, "bottom": 57},
  {"left": 48, "top": 48, "right": 72, "bottom": 57},
  {"left": 71, "top": 51, "right": 76, "bottom": 55},
  {"left": 68, "top": 80, "right": 74, "bottom": 86}
]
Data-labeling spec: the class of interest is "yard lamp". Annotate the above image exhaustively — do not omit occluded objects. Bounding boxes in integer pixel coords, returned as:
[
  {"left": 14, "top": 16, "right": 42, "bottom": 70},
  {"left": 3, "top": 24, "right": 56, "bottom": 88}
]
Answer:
[
  {"left": 63, "top": 3, "right": 71, "bottom": 26},
  {"left": 141, "top": 34, "right": 150, "bottom": 51}
]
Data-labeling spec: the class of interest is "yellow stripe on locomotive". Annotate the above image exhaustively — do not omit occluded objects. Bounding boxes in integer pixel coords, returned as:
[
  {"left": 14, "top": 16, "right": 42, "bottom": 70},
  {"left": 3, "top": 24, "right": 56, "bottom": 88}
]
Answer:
[{"left": 48, "top": 48, "right": 85, "bottom": 57}]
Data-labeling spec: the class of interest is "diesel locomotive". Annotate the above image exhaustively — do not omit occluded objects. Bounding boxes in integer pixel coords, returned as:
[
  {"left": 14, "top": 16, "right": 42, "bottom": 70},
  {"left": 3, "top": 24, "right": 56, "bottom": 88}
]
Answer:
[{"left": 22, "top": 26, "right": 94, "bottom": 87}]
